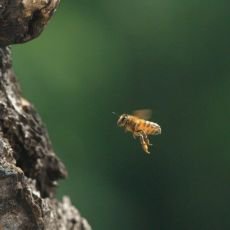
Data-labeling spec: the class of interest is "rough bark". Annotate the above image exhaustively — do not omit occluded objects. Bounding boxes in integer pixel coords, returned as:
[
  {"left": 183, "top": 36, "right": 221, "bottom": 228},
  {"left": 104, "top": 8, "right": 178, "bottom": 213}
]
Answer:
[
  {"left": 0, "top": 0, "right": 60, "bottom": 45},
  {"left": 0, "top": 1, "right": 91, "bottom": 229}
]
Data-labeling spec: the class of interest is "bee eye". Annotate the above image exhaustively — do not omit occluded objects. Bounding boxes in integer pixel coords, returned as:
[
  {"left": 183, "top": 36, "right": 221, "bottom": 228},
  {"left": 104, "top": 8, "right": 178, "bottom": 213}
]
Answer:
[
  {"left": 121, "top": 117, "right": 125, "bottom": 122},
  {"left": 118, "top": 115, "right": 126, "bottom": 124}
]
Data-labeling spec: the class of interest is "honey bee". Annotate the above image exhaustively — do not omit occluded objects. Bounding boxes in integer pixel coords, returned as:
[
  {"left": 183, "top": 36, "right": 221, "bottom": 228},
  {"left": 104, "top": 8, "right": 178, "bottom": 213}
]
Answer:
[{"left": 114, "top": 109, "right": 161, "bottom": 154}]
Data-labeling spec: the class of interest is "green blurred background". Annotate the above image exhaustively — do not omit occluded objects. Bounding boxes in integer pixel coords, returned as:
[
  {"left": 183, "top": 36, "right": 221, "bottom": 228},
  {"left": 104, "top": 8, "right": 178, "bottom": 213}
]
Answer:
[{"left": 12, "top": 0, "right": 230, "bottom": 229}]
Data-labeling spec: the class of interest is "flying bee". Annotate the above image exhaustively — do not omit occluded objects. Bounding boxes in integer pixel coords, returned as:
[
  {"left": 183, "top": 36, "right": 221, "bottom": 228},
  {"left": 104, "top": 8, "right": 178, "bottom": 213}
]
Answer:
[{"left": 113, "top": 109, "right": 161, "bottom": 154}]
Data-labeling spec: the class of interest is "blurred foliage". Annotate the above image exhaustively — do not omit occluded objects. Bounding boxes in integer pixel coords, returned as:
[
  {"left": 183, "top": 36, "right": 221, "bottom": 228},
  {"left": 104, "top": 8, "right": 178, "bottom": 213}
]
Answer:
[{"left": 12, "top": 0, "right": 230, "bottom": 229}]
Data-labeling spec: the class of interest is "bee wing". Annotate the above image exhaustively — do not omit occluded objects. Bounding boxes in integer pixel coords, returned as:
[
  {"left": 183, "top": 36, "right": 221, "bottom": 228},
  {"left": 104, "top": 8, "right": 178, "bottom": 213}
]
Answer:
[{"left": 132, "top": 109, "right": 152, "bottom": 120}]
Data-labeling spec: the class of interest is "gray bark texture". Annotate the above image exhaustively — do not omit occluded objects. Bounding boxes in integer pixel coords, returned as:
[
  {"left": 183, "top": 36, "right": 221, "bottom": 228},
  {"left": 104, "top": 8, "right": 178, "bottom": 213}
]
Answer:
[{"left": 0, "top": 0, "right": 91, "bottom": 229}]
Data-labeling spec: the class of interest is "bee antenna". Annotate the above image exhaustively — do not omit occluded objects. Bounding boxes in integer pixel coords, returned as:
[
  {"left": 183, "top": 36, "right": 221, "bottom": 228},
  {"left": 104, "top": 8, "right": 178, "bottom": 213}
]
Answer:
[{"left": 112, "top": 112, "right": 119, "bottom": 116}]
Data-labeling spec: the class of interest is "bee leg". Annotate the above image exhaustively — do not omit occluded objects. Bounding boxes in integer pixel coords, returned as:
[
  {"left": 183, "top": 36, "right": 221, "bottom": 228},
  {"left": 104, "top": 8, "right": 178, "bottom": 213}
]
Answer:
[
  {"left": 142, "top": 132, "right": 152, "bottom": 146},
  {"left": 133, "top": 131, "right": 141, "bottom": 139},
  {"left": 138, "top": 131, "right": 152, "bottom": 146},
  {"left": 133, "top": 133, "right": 137, "bottom": 139},
  {"left": 135, "top": 132, "right": 150, "bottom": 154},
  {"left": 140, "top": 136, "right": 150, "bottom": 154}
]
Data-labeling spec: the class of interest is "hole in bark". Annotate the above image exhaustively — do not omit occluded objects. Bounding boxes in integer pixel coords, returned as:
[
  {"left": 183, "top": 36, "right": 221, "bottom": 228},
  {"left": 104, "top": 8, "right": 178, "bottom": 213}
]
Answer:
[{"left": 27, "top": 10, "right": 43, "bottom": 37}]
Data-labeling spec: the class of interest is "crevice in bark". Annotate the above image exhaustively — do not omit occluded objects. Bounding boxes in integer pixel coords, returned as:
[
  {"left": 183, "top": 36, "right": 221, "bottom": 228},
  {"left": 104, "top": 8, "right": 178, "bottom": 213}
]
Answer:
[{"left": 27, "top": 9, "right": 44, "bottom": 38}]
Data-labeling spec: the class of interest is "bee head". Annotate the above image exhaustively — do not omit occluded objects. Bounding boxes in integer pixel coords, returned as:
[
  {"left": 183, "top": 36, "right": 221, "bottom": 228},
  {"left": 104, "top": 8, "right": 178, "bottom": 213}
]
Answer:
[{"left": 117, "top": 114, "right": 128, "bottom": 127}]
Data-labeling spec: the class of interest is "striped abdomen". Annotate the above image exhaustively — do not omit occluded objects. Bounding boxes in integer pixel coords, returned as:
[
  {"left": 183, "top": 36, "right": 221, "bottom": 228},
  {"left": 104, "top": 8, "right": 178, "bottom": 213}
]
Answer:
[{"left": 135, "top": 119, "right": 161, "bottom": 135}]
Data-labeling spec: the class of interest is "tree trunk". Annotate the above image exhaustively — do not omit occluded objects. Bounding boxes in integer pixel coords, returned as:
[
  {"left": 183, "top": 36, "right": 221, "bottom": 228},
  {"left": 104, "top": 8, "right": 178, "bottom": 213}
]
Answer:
[{"left": 0, "top": 0, "right": 91, "bottom": 229}]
